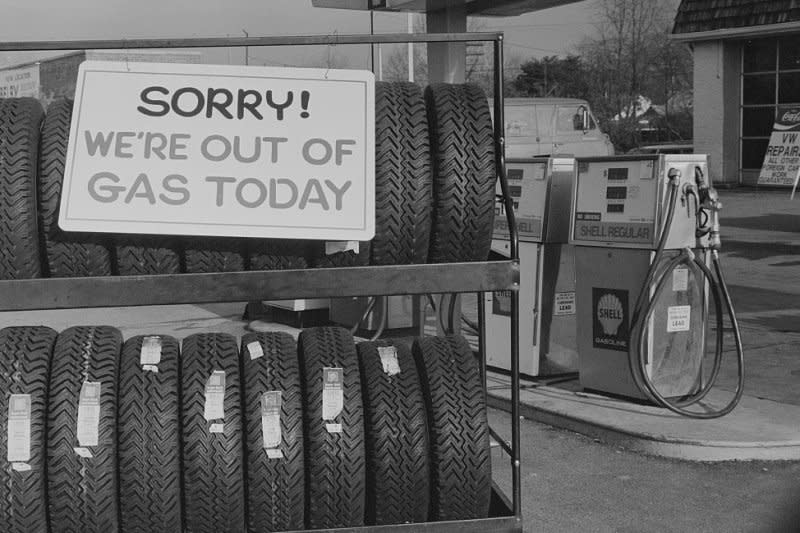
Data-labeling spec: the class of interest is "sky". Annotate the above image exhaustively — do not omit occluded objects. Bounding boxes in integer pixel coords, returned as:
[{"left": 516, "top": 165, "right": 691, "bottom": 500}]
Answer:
[{"left": 0, "top": 0, "right": 598, "bottom": 70}]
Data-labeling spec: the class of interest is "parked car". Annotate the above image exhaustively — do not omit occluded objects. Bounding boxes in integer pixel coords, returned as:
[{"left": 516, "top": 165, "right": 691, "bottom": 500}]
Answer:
[
  {"left": 501, "top": 97, "right": 615, "bottom": 158},
  {"left": 627, "top": 141, "right": 694, "bottom": 155}
]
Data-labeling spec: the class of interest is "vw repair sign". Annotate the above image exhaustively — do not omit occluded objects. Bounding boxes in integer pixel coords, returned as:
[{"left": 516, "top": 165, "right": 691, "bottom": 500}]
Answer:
[
  {"left": 59, "top": 61, "right": 375, "bottom": 240},
  {"left": 758, "top": 105, "right": 800, "bottom": 191}
]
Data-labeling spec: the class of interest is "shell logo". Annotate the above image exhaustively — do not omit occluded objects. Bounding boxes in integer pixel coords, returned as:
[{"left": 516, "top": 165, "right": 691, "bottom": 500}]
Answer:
[{"left": 597, "top": 293, "right": 624, "bottom": 336}]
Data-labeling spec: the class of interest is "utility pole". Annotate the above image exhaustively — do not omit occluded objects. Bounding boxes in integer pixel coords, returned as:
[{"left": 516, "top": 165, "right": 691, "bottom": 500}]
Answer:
[
  {"left": 242, "top": 29, "right": 249, "bottom": 66},
  {"left": 408, "top": 13, "right": 414, "bottom": 82},
  {"left": 370, "top": 10, "right": 375, "bottom": 74}
]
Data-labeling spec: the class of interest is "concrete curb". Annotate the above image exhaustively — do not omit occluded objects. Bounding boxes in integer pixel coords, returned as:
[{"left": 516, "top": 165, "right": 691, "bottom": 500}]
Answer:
[{"left": 487, "top": 386, "right": 800, "bottom": 462}]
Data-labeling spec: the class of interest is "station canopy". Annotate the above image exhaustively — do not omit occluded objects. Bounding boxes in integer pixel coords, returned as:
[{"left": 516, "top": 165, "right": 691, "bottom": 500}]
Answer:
[{"left": 311, "top": 0, "right": 583, "bottom": 17}]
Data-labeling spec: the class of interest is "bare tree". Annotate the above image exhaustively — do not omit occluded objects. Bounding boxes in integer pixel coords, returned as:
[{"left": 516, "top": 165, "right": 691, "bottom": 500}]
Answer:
[{"left": 577, "top": 0, "right": 690, "bottom": 150}]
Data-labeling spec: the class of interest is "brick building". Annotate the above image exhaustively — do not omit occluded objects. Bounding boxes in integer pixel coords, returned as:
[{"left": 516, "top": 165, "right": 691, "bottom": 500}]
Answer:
[
  {"left": 673, "top": 0, "right": 800, "bottom": 186},
  {"left": 0, "top": 50, "right": 202, "bottom": 108}
]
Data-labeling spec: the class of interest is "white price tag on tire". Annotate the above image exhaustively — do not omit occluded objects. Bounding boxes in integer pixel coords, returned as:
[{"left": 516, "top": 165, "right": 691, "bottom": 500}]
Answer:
[
  {"left": 140, "top": 336, "right": 163, "bottom": 366},
  {"left": 377, "top": 346, "right": 401, "bottom": 376},
  {"left": 261, "top": 391, "right": 282, "bottom": 449},
  {"left": 204, "top": 371, "right": 226, "bottom": 421},
  {"left": 77, "top": 382, "right": 101, "bottom": 447},
  {"left": 321, "top": 368, "right": 343, "bottom": 421},
  {"left": 7, "top": 394, "right": 31, "bottom": 462}
]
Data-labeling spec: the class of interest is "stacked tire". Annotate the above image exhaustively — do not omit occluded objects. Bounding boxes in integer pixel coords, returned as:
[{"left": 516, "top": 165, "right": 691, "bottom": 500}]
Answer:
[
  {"left": 1, "top": 325, "right": 491, "bottom": 532},
  {"left": 181, "top": 333, "right": 245, "bottom": 533},
  {"left": 47, "top": 326, "right": 122, "bottom": 533},
  {"left": 0, "top": 326, "right": 57, "bottom": 533},
  {"left": 425, "top": 84, "right": 496, "bottom": 263},
  {"left": 1, "top": 74, "right": 497, "bottom": 533},
  {"left": 0, "top": 98, "right": 44, "bottom": 279},
  {"left": 357, "top": 340, "right": 430, "bottom": 524},
  {"left": 241, "top": 332, "right": 305, "bottom": 532},
  {"left": 0, "top": 82, "right": 496, "bottom": 280},
  {"left": 370, "top": 82, "right": 433, "bottom": 266},
  {"left": 310, "top": 81, "right": 494, "bottom": 268},
  {"left": 118, "top": 335, "right": 182, "bottom": 533},
  {"left": 413, "top": 335, "right": 492, "bottom": 520},
  {"left": 298, "top": 327, "right": 366, "bottom": 529},
  {"left": 38, "top": 100, "right": 113, "bottom": 277}
]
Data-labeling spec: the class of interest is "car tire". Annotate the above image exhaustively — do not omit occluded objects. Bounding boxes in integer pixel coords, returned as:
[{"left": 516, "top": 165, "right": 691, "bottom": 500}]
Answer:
[
  {"left": 38, "top": 99, "right": 113, "bottom": 278},
  {"left": 357, "top": 339, "right": 430, "bottom": 525},
  {"left": 0, "top": 97, "right": 44, "bottom": 279},
  {"left": 184, "top": 239, "right": 247, "bottom": 273},
  {"left": 118, "top": 335, "right": 182, "bottom": 533},
  {"left": 241, "top": 332, "right": 305, "bottom": 533},
  {"left": 298, "top": 327, "right": 365, "bottom": 529},
  {"left": 248, "top": 239, "right": 309, "bottom": 270},
  {"left": 0, "top": 326, "right": 57, "bottom": 533},
  {"left": 47, "top": 326, "right": 122, "bottom": 533},
  {"left": 371, "top": 82, "right": 433, "bottom": 265},
  {"left": 115, "top": 237, "right": 181, "bottom": 275},
  {"left": 181, "top": 333, "right": 245, "bottom": 533},
  {"left": 412, "top": 335, "right": 491, "bottom": 521},
  {"left": 425, "top": 84, "right": 495, "bottom": 263}
]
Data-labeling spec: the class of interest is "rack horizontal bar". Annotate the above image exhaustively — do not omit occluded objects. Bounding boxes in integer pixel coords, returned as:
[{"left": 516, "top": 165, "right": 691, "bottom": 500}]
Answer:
[
  {"left": 285, "top": 516, "right": 521, "bottom": 533},
  {"left": 283, "top": 485, "right": 520, "bottom": 533},
  {"left": 0, "top": 32, "right": 503, "bottom": 52},
  {"left": 0, "top": 261, "right": 519, "bottom": 311}
]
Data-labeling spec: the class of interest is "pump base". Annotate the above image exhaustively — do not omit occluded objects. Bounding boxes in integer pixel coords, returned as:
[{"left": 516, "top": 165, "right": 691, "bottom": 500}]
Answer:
[{"left": 575, "top": 247, "right": 706, "bottom": 401}]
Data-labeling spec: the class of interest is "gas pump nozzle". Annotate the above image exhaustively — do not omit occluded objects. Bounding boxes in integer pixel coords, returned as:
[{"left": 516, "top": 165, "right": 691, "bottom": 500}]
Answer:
[
  {"left": 682, "top": 183, "right": 698, "bottom": 218},
  {"left": 694, "top": 165, "right": 711, "bottom": 202},
  {"left": 704, "top": 189, "right": 722, "bottom": 250},
  {"left": 693, "top": 165, "right": 722, "bottom": 249}
]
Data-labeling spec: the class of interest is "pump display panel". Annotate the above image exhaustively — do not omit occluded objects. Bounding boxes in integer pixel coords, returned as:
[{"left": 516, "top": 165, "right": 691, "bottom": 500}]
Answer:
[
  {"left": 570, "top": 155, "right": 709, "bottom": 250},
  {"left": 571, "top": 158, "right": 658, "bottom": 247},
  {"left": 492, "top": 159, "right": 549, "bottom": 243}
]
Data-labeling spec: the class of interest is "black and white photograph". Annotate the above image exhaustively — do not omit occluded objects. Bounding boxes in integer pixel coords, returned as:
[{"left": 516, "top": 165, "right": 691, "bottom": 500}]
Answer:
[{"left": 0, "top": 1, "right": 798, "bottom": 532}]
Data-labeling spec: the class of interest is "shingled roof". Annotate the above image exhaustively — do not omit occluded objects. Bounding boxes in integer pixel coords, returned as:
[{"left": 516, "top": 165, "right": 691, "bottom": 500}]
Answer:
[{"left": 673, "top": 0, "right": 800, "bottom": 35}]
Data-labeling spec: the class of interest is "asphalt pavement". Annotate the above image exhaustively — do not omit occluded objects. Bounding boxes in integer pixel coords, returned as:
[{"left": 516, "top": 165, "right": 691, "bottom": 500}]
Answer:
[
  {"left": 490, "top": 408, "right": 800, "bottom": 533},
  {"left": 713, "top": 189, "right": 800, "bottom": 406}
]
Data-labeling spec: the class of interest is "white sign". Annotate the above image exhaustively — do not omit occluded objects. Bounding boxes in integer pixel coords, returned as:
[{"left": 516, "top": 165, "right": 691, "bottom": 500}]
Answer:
[
  {"left": 554, "top": 292, "right": 576, "bottom": 316},
  {"left": 0, "top": 65, "right": 40, "bottom": 98},
  {"left": 60, "top": 61, "right": 375, "bottom": 240},
  {"left": 667, "top": 305, "right": 691, "bottom": 333},
  {"left": 758, "top": 105, "right": 800, "bottom": 191},
  {"left": 672, "top": 268, "right": 688, "bottom": 292}
]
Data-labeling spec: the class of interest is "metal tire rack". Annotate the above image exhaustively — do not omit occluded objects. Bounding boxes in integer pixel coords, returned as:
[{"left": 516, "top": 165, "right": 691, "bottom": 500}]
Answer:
[{"left": 0, "top": 31, "right": 522, "bottom": 533}]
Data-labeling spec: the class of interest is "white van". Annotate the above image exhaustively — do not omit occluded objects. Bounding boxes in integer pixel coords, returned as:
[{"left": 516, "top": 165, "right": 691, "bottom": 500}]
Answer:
[{"left": 502, "top": 97, "right": 615, "bottom": 158}]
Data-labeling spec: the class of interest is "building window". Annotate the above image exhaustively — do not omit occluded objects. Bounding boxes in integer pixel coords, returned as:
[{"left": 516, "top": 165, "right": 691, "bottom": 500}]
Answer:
[{"left": 740, "top": 37, "right": 800, "bottom": 175}]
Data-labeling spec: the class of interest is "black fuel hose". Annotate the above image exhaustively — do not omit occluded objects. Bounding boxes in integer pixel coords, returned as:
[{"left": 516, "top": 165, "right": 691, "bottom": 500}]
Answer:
[{"left": 628, "top": 180, "right": 744, "bottom": 419}]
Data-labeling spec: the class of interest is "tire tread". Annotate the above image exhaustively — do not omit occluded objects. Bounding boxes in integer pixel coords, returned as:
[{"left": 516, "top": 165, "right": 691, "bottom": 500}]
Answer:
[{"left": 412, "top": 335, "right": 491, "bottom": 521}]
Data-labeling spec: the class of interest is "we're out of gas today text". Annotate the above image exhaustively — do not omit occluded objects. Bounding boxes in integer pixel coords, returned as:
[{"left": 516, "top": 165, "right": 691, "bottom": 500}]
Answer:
[{"left": 80, "top": 129, "right": 356, "bottom": 211}]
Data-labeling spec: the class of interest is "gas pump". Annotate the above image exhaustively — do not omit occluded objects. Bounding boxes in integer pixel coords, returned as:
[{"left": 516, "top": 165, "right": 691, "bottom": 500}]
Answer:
[
  {"left": 485, "top": 157, "right": 578, "bottom": 376},
  {"left": 569, "top": 155, "right": 744, "bottom": 418}
]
